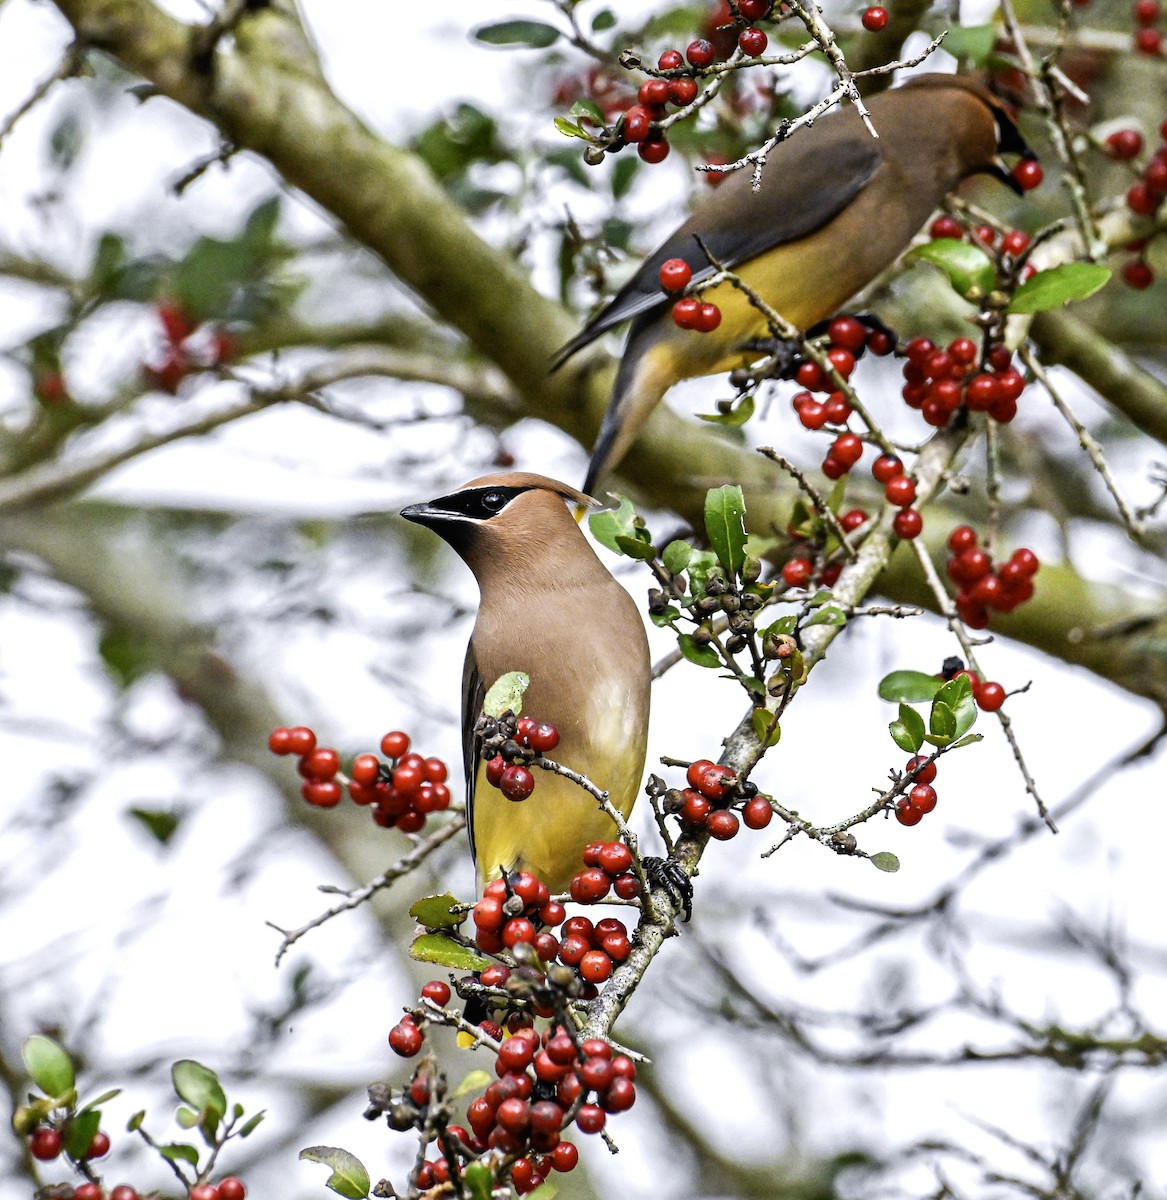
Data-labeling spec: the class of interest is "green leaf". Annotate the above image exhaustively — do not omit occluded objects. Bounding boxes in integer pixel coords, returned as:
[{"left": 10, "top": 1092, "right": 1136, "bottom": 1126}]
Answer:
[
  {"left": 928, "top": 701, "right": 956, "bottom": 743},
  {"left": 611, "top": 155, "right": 638, "bottom": 200},
  {"left": 934, "top": 675, "right": 977, "bottom": 739},
  {"left": 127, "top": 1111, "right": 146, "bottom": 1133},
  {"left": 678, "top": 634, "right": 721, "bottom": 669},
  {"left": 474, "top": 19, "right": 561, "bottom": 47},
  {"left": 127, "top": 807, "right": 181, "bottom": 846},
  {"left": 704, "top": 484, "right": 747, "bottom": 578},
  {"left": 98, "top": 627, "right": 152, "bottom": 689},
  {"left": 588, "top": 496, "right": 638, "bottom": 552},
  {"left": 1007, "top": 262, "right": 1111, "bottom": 314},
  {"left": 176, "top": 1106, "right": 199, "bottom": 1128},
  {"left": 528, "top": 1184, "right": 559, "bottom": 1200},
  {"left": 952, "top": 733, "right": 984, "bottom": 749},
  {"left": 591, "top": 8, "right": 616, "bottom": 31},
  {"left": 238, "top": 1111, "right": 266, "bottom": 1138},
  {"left": 942, "top": 24, "right": 997, "bottom": 64},
  {"left": 453, "top": 1069, "right": 494, "bottom": 1099},
  {"left": 463, "top": 1161, "right": 494, "bottom": 1200},
  {"left": 751, "top": 708, "right": 782, "bottom": 747},
  {"left": 410, "top": 933, "right": 491, "bottom": 972},
  {"left": 805, "top": 605, "right": 847, "bottom": 628},
  {"left": 890, "top": 703, "right": 925, "bottom": 754},
  {"left": 553, "top": 116, "right": 587, "bottom": 140},
  {"left": 649, "top": 606, "right": 680, "bottom": 627},
  {"left": 612, "top": 533, "right": 656, "bottom": 561},
  {"left": 870, "top": 851, "right": 900, "bottom": 873},
  {"left": 698, "top": 393, "right": 755, "bottom": 426},
  {"left": 760, "top": 615, "right": 798, "bottom": 639},
  {"left": 171, "top": 1060, "right": 226, "bottom": 1129},
  {"left": 23, "top": 1036, "right": 74, "bottom": 1098},
  {"left": 80, "top": 1089, "right": 121, "bottom": 1112},
  {"left": 909, "top": 238, "right": 995, "bottom": 300},
  {"left": 409, "top": 892, "right": 466, "bottom": 930},
  {"left": 662, "top": 540, "right": 692, "bottom": 575},
  {"left": 878, "top": 670, "right": 944, "bottom": 704},
  {"left": 683, "top": 549, "right": 721, "bottom": 596},
  {"left": 63, "top": 1109, "right": 101, "bottom": 1160},
  {"left": 300, "top": 1146, "right": 371, "bottom": 1200},
  {"left": 571, "top": 98, "right": 605, "bottom": 127},
  {"left": 159, "top": 1142, "right": 201, "bottom": 1167},
  {"left": 483, "top": 671, "right": 530, "bottom": 718}
]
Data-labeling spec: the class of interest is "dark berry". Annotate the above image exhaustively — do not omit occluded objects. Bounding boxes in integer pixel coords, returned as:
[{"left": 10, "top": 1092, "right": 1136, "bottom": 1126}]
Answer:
[{"left": 500, "top": 764, "right": 535, "bottom": 801}]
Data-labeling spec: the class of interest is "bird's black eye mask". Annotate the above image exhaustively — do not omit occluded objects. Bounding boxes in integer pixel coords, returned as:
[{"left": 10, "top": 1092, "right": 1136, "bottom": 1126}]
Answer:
[
  {"left": 994, "top": 107, "right": 1036, "bottom": 161},
  {"left": 432, "top": 486, "right": 532, "bottom": 521}
]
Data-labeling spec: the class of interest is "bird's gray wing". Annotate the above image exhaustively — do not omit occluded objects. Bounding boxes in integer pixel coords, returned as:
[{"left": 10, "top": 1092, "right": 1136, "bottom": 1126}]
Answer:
[
  {"left": 551, "top": 124, "right": 883, "bottom": 367},
  {"left": 462, "top": 642, "right": 485, "bottom": 866}
]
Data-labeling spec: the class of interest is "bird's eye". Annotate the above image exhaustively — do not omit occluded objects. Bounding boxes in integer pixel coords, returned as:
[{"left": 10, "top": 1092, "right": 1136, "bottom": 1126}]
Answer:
[{"left": 481, "top": 491, "right": 506, "bottom": 512}]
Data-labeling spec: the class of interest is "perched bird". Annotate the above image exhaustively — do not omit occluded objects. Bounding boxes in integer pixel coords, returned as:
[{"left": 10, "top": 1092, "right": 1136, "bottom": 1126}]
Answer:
[
  {"left": 553, "top": 73, "right": 1035, "bottom": 492},
  {"left": 401, "top": 473, "right": 651, "bottom": 891}
]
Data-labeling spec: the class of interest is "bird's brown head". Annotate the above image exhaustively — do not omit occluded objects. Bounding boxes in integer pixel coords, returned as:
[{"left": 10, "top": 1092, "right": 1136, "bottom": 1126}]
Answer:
[
  {"left": 401, "top": 473, "right": 601, "bottom": 585},
  {"left": 897, "top": 73, "right": 1037, "bottom": 194}
]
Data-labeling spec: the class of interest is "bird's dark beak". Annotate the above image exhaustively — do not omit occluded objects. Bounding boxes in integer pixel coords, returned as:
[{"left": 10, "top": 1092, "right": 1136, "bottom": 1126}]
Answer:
[
  {"left": 401, "top": 501, "right": 442, "bottom": 527},
  {"left": 986, "top": 106, "right": 1038, "bottom": 194}
]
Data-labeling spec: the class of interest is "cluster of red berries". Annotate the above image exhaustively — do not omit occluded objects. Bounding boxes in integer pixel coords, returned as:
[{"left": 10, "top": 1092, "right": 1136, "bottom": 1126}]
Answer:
[
  {"left": 861, "top": 5, "right": 889, "bottom": 30},
  {"left": 145, "top": 300, "right": 237, "bottom": 396},
  {"left": 929, "top": 213, "right": 1034, "bottom": 268},
  {"left": 901, "top": 335, "right": 1026, "bottom": 427},
  {"left": 568, "top": 840, "right": 641, "bottom": 905},
  {"left": 781, "top": 554, "right": 841, "bottom": 589},
  {"left": 483, "top": 717, "right": 562, "bottom": 802},
  {"left": 390, "top": 1012, "right": 634, "bottom": 1195},
  {"left": 1132, "top": 0, "right": 1163, "bottom": 55},
  {"left": 945, "top": 525, "right": 1039, "bottom": 629},
  {"left": 659, "top": 258, "right": 723, "bottom": 332},
  {"left": 268, "top": 726, "right": 451, "bottom": 832},
  {"left": 26, "top": 1125, "right": 244, "bottom": 1200},
  {"left": 669, "top": 758, "right": 772, "bottom": 840},
  {"left": 1110, "top": 117, "right": 1167, "bottom": 288},
  {"left": 893, "top": 754, "right": 940, "bottom": 826}
]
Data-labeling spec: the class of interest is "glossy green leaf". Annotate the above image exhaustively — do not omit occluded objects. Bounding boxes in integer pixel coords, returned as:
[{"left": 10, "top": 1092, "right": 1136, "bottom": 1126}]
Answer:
[
  {"left": 698, "top": 393, "right": 755, "bottom": 426},
  {"left": 63, "top": 1109, "right": 101, "bottom": 1160},
  {"left": 678, "top": 634, "right": 721, "bottom": 669},
  {"left": 870, "top": 851, "right": 900, "bottom": 873},
  {"left": 805, "top": 605, "right": 847, "bottom": 628},
  {"left": 890, "top": 703, "right": 925, "bottom": 754},
  {"left": 300, "top": 1146, "right": 372, "bottom": 1199},
  {"left": 705, "top": 484, "right": 747, "bottom": 578},
  {"left": 909, "top": 238, "right": 995, "bottom": 300},
  {"left": 23, "top": 1036, "right": 74, "bottom": 1098},
  {"left": 409, "top": 892, "right": 466, "bottom": 930},
  {"left": 928, "top": 701, "right": 956, "bottom": 743},
  {"left": 570, "top": 98, "right": 605, "bottom": 126},
  {"left": 663, "top": 540, "right": 692, "bottom": 575},
  {"left": 751, "top": 708, "right": 782, "bottom": 747},
  {"left": 591, "top": 7, "right": 616, "bottom": 30},
  {"left": 614, "top": 533, "right": 657, "bottom": 561},
  {"left": 176, "top": 1106, "right": 199, "bottom": 1128},
  {"left": 80, "top": 1089, "right": 121, "bottom": 1112},
  {"left": 943, "top": 24, "right": 997, "bottom": 63},
  {"left": 238, "top": 1111, "right": 266, "bottom": 1138},
  {"left": 160, "top": 1142, "right": 200, "bottom": 1167},
  {"left": 650, "top": 606, "right": 680, "bottom": 627},
  {"left": 952, "top": 733, "right": 984, "bottom": 749},
  {"left": 483, "top": 671, "right": 530, "bottom": 718},
  {"left": 474, "top": 19, "right": 560, "bottom": 47},
  {"left": 127, "top": 1111, "right": 146, "bottom": 1132},
  {"left": 588, "top": 495, "right": 638, "bottom": 552},
  {"left": 934, "top": 675, "right": 977, "bottom": 739},
  {"left": 1007, "top": 262, "right": 1111, "bottom": 314},
  {"left": 553, "top": 116, "right": 586, "bottom": 140},
  {"left": 171, "top": 1060, "right": 226, "bottom": 1126},
  {"left": 878, "top": 670, "right": 944, "bottom": 704},
  {"left": 128, "top": 807, "right": 181, "bottom": 846},
  {"left": 410, "top": 933, "right": 491, "bottom": 972},
  {"left": 760, "top": 615, "right": 798, "bottom": 639}
]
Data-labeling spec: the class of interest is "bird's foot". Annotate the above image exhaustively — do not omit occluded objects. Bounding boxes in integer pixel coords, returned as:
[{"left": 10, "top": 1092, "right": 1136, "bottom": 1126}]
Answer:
[
  {"left": 643, "top": 855, "right": 693, "bottom": 922},
  {"left": 739, "top": 336, "right": 802, "bottom": 380}
]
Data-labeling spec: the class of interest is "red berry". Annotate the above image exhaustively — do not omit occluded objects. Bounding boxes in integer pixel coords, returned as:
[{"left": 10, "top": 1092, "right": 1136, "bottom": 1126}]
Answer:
[
  {"left": 1123, "top": 260, "right": 1155, "bottom": 289},
  {"left": 421, "top": 980, "right": 451, "bottom": 1006},
  {"left": 76, "top": 1186, "right": 104, "bottom": 1200},
  {"left": 485, "top": 755, "right": 507, "bottom": 787},
  {"left": 639, "top": 136, "right": 670, "bottom": 163},
  {"left": 110, "top": 1190, "right": 140, "bottom": 1200},
  {"left": 1011, "top": 160, "right": 1044, "bottom": 191},
  {"left": 503, "top": 917, "right": 537, "bottom": 948},
  {"left": 796, "top": 360, "right": 825, "bottom": 390},
  {"left": 157, "top": 298, "right": 194, "bottom": 345},
  {"left": 613, "top": 872, "right": 641, "bottom": 899},
  {"left": 975, "top": 680, "right": 1007, "bottom": 711},
  {"left": 892, "top": 508, "right": 923, "bottom": 539},
  {"left": 659, "top": 49, "right": 684, "bottom": 69},
  {"left": 828, "top": 315, "right": 867, "bottom": 350},
  {"left": 581, "top": 1037, "right": 612, "bottom": 1060},
  {"left": 1127, "top": 182, "right": 1158, "bottom": 215},
  {"left": 739, "top": 0, "right": 772, "bottom": 16},
  {"left": 884, "top": 475, "right": 916, "bottom": 507},
  {"left": 638, "top": 78, "right": 670, "bottom": 107},
  {"left": 738, "top": 26, "right": 768, "bottom": 55},
  {"left": 895, "top": 797, "right": 923, "bottom": 826},
  {"left": 1135, "top": 0, "right": 1161, "bottom": 22},
  {"left": 301, "top": 779, "right": 342, "bottom": 808},
  {"left": 797, "top": 399, "right": 828, "bottom": 429},
  {"left": 268, "top": 726, "right": 292, "bottom": 754},
  {"left": 693, "top": 302, "right": 722, "bottom": 332},
  {"left": 669, "top": 77, "right": 699, "bottom": 106},
  {"left": 191, "top": 1185, "right": 219, "bottom": 1200},
  {"left": 380, "top": 730, "right": 409, "bottom": 758},
  {"left": 1001, "top": 230, "right": 1031, "bottom": 257},
  {"left": 696, "top": 763, "right": 735, "bottom": 800},
  {"left": 908, "top": 784, "right": 938, "bottom": 814},
  {"left": 659, "top": 258, "right": 692, "bottom": 292},
  {"left": 672, "top": 296, "right": 701, "bottom": 328},
  {"left": 706, "top": 809, "right": 740, "bottom": 840},
  {"left": 827, "top": 346, "right": 856, "bottom": 378},
  {"left": 742, "top": 795, "right": 773, "bottom": 829},
  {"left": 840, "top": 509, "right": 869, "bottom": 533},
  {"left": 1135, "top": 26, "right": 1163, "bottom": 52},
  {"left": 622, "top": 105, "right": 651, "bottom": 143},
  {"left": 500, "top": 764, "right": 535, "bottom": 801},
  {"left": 824, "top": 392, "right": 853, "bottom": 424},
  {"left": 782, "top": 557, "right": 813, "bottom": 588},
  {"left": 389, "top": 1021, "right": 423, "bottom": 1056},
  {"left": 906, "top": 755, "right": 937, "bottom": 786},
  {"left": 570, "top": 868, "right": 612, "bottom": 903},
  {"left": 930, "top": 215, "right": 963, "bottom": 240},
  {"left": 831, "top": 433, "right": 864, "bottom": 467},
  {"left": 85, "top": 1130, "right": 111, "bottom": 1159},
  {"left": 686, "top": 38, "right": 716, "bottom": 67},
  {"left": 552, "top": 1141, "right": 580, "bottom": 1172},
  {"left": 1105, "top": 128, "right": 1143, "bottom": 160},
  {"left": 862, "top": 5, "right": 889, "bottom": 29},
  {"left": 947, "top": 525, "right": 978, "bottom": 555},
  {"left": 576, "top": 1104, "right": 606, "bottom": 1134},
  {"left": 872, "top": 454, "right": 903, "bottom": 483},
  {"left": 686, "top": 759, "right": 715, "bottom": 789},
  {"left": 597, "top": 842, "right": 632, "bottom": 875},
  {"left": 29, "top": 1128, "right": 62, "bottom": 1160},
  {"left": 350, "top": 753, "right": 380, "bottom": 785},
  {"left": 580, "top": 950, "right": 614, "bottom": 982}
]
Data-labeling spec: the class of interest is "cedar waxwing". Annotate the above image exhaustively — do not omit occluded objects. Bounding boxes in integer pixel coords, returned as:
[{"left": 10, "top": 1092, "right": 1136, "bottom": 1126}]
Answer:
[
  {"left": 401, "top": 473, "right": 651, "bottom": 891},
  {"left": 553, "top": 73, "right": 1035, "bottom": 492}
]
